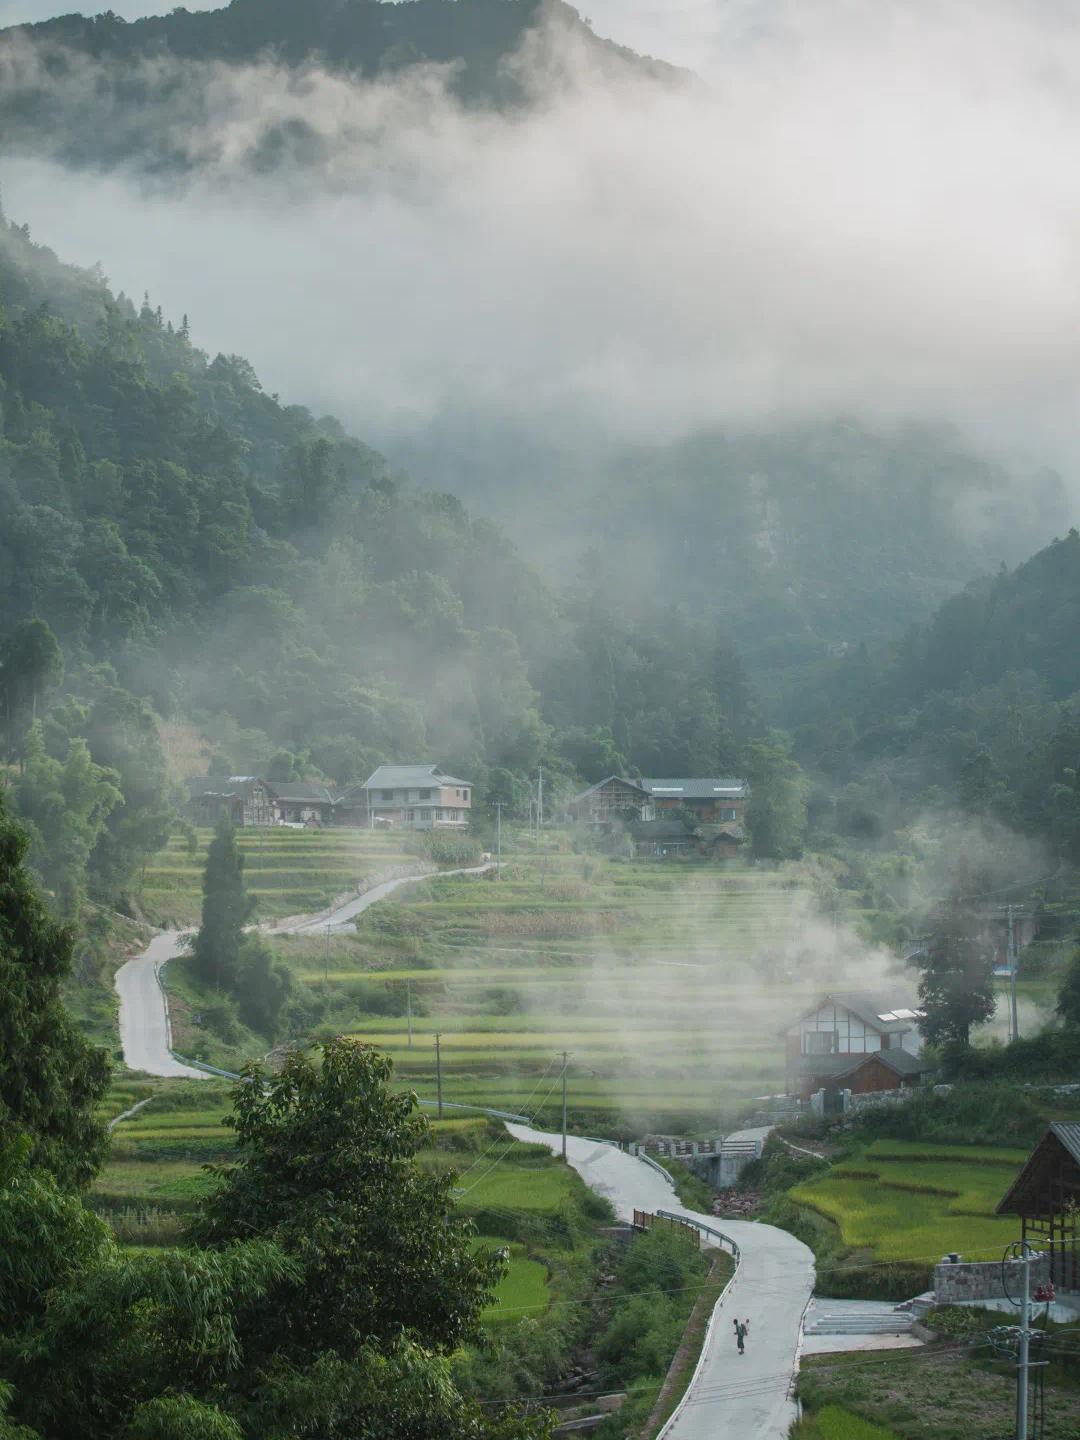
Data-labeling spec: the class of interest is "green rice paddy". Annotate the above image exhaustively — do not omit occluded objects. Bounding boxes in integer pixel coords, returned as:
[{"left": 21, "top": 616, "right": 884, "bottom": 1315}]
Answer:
[{"left": 790, "top": 1139, "right": 1026, "bottom": 1264}]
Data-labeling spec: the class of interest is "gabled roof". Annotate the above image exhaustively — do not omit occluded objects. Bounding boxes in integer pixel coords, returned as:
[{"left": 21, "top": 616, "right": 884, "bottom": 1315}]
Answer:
[
  {"left": 795, "top": 1048, "right": 928, "bottom": 1080},
  {"left": 997, "top": 1123, "right": 1080, "bottom": 1216},
  {"left": 267, "top": 782, "right": 335, "bottom": 804},
  {"left": 362, "top": 765, "right": 471, "bottom": 791},
  {"left": 784, "top": 992, "right": 923, "bottom": 1036},
  {"left": 569, "top": 775, "right": 650, "bottom": 806},
  {"left": 641, "top": 777, "right": 749, "bottom": 800}
]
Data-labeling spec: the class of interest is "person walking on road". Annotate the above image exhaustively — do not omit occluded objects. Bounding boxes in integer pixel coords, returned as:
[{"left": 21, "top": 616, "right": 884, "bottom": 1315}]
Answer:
[{"left": 734, "top": 1318, "right": 746, "bottom": 1355}]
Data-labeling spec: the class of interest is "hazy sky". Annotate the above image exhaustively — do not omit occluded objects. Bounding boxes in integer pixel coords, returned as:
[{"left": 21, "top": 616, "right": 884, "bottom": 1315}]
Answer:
[
  {"left": 0, "top": 0, "right": 218, "bottom": 21},
  {"left": 4, "top": 0, "right": 1080, "bottom": 500}
]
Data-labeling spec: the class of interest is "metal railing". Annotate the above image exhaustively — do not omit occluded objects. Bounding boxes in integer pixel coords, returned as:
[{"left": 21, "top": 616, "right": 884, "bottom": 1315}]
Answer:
[{"left": 657, "top": 1208, "right": 740, "bottom": 1260}]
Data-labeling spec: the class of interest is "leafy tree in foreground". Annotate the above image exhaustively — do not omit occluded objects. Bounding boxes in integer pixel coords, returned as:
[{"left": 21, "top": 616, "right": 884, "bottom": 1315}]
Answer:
[
  {"left": 188, "top": 1039, "right": 550, "bottom": 1440},
  {"left": 189, "top": 812, "right": 252, "bottom": 991},
  {"left": 0, "top": 796, "right": 108, "bottom": 1187},
  {"left": 918, "top": 895, "right": 997, "bottom": 1052}
]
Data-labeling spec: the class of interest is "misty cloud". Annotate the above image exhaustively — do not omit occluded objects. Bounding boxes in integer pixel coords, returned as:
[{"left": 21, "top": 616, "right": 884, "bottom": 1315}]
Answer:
[{"left": 4, "top": 0, "right": 1080, "bottom": 487}]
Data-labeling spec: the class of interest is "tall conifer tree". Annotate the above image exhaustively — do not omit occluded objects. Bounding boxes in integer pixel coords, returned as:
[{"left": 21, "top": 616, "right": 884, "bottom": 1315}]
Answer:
[{"left": 190, "top": 813, "right": 252, "bottom": 991}]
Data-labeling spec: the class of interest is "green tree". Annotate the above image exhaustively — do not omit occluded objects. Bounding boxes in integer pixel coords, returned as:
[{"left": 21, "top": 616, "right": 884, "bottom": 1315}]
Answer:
[
  {"left": 186, "top": 1040, "right": 548, "bottom": 1440},
  {"left": 744, "top": 737, "right": 807, "bottom": 860},
  {"left": 14, "top": 723, "right": 123, "bottom": 919},
  {"left": 918, "top": 897, "right": 997, "bottom": 1051},
  {"left": 189, "top": 814, "right": 252, "bottom": 991},
  {"left": 233, "top": 936, "right": 292, "bottom": 1039},
  {"left": 0, "top": 620, "right": 63, "bottom": 759},
  {"left": 0, "top": 799, "right": 109, "bottom": 1187},
  {"left": 1056, "top": 945, "right": 1080, "bottom": 1028}
]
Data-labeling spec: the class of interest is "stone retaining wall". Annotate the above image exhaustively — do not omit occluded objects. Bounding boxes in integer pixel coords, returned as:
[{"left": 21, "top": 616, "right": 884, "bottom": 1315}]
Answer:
[{"left": 934, "top": 1253, "right": 1050, "bottom": 1304}]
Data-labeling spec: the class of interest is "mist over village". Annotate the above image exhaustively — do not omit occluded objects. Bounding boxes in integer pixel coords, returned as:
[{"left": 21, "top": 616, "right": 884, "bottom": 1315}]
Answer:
[{"left": 1, "top": 3, "right": 1080, "bottom": 1439}]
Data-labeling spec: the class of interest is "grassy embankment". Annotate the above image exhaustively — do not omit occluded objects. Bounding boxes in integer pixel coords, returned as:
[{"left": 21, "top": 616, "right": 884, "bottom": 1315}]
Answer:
[{"left": 260, "top": 843, "right": 832, "bottom": 1136}]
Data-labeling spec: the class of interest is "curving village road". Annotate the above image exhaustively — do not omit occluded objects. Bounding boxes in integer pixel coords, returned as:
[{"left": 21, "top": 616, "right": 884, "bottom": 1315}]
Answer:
[
  {"left": 509, "top": 1124, "right": 815, "bottom": 1440},
  {"left": 115, "top": 863, "right": 813, "bottom": 1436},
  {"left": 114, "top": 864, "right": 490, "bottom": 1077}
]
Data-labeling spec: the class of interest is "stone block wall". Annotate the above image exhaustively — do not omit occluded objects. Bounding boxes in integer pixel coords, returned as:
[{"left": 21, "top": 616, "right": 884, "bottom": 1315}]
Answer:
[{"left": 934, "top": 1253, "right": 1050, "bottom": 1305}]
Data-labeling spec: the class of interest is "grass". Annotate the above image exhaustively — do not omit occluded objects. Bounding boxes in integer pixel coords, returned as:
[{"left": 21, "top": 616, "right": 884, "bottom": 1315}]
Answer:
[
  {"left": 799, "top": 1341, "right": 1080, "bottom": 1440},
  {"left": 641, "top": 1249, "right": 736, "bottom": 1437},
  {"left": 472, "top": 1237, "right": 551, "bottom": 1323},
  {"left": 789, "top": 1141, "right": 1025, "bottom": 1265}
]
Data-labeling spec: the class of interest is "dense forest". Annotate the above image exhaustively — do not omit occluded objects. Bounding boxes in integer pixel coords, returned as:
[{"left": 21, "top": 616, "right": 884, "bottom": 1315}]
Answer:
[{"left": 0, "top": 209, "right": 782, "bottom": 917}]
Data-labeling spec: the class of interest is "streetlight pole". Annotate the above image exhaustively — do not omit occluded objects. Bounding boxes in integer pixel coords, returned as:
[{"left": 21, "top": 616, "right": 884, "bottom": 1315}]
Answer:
[{"left": 1017, "top": 1239, "right": 1032, "bottom": 1440}]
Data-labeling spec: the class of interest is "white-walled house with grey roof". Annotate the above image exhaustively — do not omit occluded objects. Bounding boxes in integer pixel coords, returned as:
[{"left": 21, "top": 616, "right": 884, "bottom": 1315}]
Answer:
[{"left": 334, "top": 765, "right": 472, "bottom": 830}]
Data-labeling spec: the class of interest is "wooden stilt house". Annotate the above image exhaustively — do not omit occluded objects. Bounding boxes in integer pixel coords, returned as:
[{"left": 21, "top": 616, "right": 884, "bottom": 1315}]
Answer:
[{"left": 997, "top": 1123, "right": 1080, "bottom": 1293}]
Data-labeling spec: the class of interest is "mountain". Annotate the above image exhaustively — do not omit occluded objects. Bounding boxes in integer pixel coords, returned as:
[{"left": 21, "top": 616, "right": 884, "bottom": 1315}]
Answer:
[
  {"left": 793, "top": 529, "right": 1080, "bottom": 863},
  {"left": 0, "top": 0, "right": 685, "bottom": 172}
]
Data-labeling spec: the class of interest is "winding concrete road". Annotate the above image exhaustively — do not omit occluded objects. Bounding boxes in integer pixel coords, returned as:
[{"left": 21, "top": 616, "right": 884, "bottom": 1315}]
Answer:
[
  {"left": 509, "top": 1124, "right": 814, "bottom": 1440},
  {"left": 115, "top": 864, "right": 491, "bottom": 1077}
]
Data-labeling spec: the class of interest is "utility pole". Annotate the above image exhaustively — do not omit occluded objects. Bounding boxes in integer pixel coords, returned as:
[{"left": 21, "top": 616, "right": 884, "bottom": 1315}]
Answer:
[
  {"left": 1017, "top": 1239, "right": 1032, "bottom": 1440},
  {"left": 435, "top": 1032, "right": 443, "bottom": 1120},
  {"left": 1008, "top": 902, "right": 1020, "bottom": 1044},
  {"left": 561, "top": 1050, "right": 569, "bottom": 1161},
  {"left": 324, "top": 922, "right": 331, "bottom": 987},
  {"left": 495, "top": 801, "right": 502, "bottom": 880},
  {"left": 537, "top": 766, "right": 544, "bottom": 840},
  {"left": 407, "top": 978, "right": 413, "bottom": 1048}
]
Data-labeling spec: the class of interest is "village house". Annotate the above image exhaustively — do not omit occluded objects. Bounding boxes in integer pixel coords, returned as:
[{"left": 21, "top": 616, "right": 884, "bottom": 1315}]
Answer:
[
  {"left": 997, "top": 1123, "right": 1080, "bottom": 1294},
  {"left": 335, "top": 764, "right": 472, "bottom": 830},
  {"left": 268, "top": 781, "right": 335, "bottom": 827},
  {"left": 186, "top": 776, "right": 335, "bottom": 827},
  {"left": 783, "top": 991, "right": 929, "bottom": 1103},
  {"left": 568, "top": 775, "right": 749, "bottom": 859},
  {"left": 187, "top": 776, "right": 276, "bottom": 827}
]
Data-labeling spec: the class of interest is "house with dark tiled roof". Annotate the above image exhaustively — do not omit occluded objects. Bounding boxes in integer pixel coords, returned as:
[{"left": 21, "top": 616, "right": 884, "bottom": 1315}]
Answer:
[
  {"left": 268, "top": 781, "right": 335, "bottom": 826},
  {"left": 998, "top": 1124, "right": 1080, "bottom": 1294},
  {"left": 783, "top": 991, "right": 929, "bottom": 1101},
  {"left": 187, "top": 775, "right": 276, "bottom": 827}
]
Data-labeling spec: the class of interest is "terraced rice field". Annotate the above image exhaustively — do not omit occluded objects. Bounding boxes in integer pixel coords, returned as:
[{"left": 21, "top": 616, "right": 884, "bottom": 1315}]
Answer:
[
  {"left": 93, "top": 1080, "right": 564, "bottom": 1319},
  {"left": 140, "top": 827, "right": 419, "bottom": 926},
  {"left": 790, "top": 1138, "right": 1027, "bottom": 1264},
  {"left": 269, "top": 848, "right": 844, "bottom": 1132}
]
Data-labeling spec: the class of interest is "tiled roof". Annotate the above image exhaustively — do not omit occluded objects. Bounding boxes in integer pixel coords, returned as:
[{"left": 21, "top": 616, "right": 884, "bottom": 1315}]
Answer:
[
  {"left": 363, "top": 765, "right": 471, "bottom": 790},
  {"left": 267, "top": 782, "right": 335, "bottom": 803},
  {"left": 796, "top": 1048, "right": 928, "bottom": 1079},
  {"left": 569, "top": 776, "right": 650, "bottom": 805}
]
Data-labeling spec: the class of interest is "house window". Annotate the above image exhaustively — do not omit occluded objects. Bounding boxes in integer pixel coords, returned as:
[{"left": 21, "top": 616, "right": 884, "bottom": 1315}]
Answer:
[
  {"left": 720, "top": 807, "right": 737, "bottom": 821},
  {"left": 805, "top": 1030, "right": 837, "bottom": 1054},
  {"left": 382, "top": 791, "right": 395, "bottom": 801},
  {"left": 462, "top": 789, "right": 469, "bottom": 802},
  {"left": 419, "top": 789, "right": 431, "bottom": 800}
]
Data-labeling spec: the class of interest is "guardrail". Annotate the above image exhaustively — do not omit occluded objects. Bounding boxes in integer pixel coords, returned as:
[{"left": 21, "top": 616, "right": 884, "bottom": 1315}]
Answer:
[
  {"left": 637, "top": 1151, "right": 676, "bottom": 1187},
  {"left": 657, "top": 1208, "right": 740, "bottom": 1260}
]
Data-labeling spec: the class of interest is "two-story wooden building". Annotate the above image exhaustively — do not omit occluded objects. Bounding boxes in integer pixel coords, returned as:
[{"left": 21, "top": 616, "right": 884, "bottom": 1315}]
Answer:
[{"left": 783, "top": 991, "right": 929, "bottom": 1101}]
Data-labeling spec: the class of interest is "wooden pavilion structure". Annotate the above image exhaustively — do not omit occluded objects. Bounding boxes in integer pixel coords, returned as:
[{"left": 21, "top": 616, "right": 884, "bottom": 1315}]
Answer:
[{"left": 997, "top": 1122, "right": 1080, "bottom": 1292}]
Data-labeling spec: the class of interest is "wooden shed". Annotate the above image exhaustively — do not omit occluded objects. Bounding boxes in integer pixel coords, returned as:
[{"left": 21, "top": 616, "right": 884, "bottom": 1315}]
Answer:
[{"left": 997, "top": 1123, "right": 1080, "bottom": 1293}]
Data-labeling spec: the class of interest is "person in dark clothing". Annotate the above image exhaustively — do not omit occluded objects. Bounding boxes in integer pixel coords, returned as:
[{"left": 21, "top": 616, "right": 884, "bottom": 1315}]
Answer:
[{"left": 734, "top": 1319, "right": 746, "bottom": 1354}]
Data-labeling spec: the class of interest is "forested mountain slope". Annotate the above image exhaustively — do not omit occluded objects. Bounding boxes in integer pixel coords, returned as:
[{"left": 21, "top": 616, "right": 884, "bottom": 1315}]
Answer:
[
  {"left": 795, "top": 530, "right": 1080, "bottom": 861},
  {"left": 0, "top": 0, "right": 683, "bottom": 172},
  {"left": 0, "top": 211, "right": 771, "bottom": 916}
]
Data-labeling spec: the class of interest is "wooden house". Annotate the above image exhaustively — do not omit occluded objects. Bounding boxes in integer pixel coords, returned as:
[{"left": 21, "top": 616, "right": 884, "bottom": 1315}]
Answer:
[
  {"left": 783, "top": 992, "right": 928, "bottom": 1101},
  {"left": 187, "top": 776, "right": 276, "bottom": 827},
  {"left": 997, "top": 1124, "right": 1080, "bottom": 1293},
  {"left": 567, "top": 776, "right": 654, "bottom": 825},
  {"left": 267, "top": 781, "right": 335, "bottom": 826},
  {"left": 640, "top": 778, "right": 748, "bottom": 825}
]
